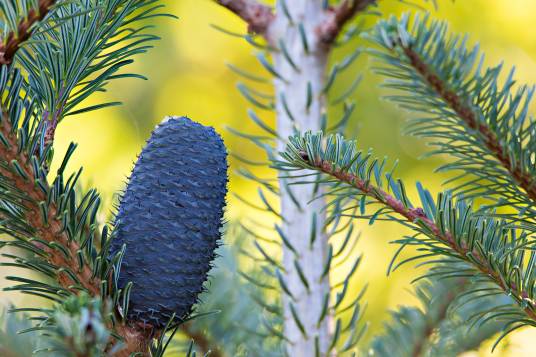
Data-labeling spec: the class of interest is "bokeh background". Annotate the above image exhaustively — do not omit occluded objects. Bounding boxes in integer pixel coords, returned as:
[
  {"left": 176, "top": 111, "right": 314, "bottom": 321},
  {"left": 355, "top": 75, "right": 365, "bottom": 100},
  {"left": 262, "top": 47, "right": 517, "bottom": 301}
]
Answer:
[{"left": 3, "top": 0, "right": 536, "bottom": 355}]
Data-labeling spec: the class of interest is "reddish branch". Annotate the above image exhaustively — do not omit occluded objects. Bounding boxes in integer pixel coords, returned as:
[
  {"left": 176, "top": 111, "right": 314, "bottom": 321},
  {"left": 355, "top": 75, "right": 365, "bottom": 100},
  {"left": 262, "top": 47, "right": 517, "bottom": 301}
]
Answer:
[
  {"left": 0, "top": 112, "right": 99, "bottom": 296},
  {"left": 310, "top": 158, "right": 536, "bottom": 323},
  {"left": 411, "top": 279, "right": 467, "bottom": 357},
  {"left": 0, "top": 1, "right": 156, "bottom": 353},
  {"left": 0, "top": 111, "right": 150, "bottom": 355},
  {"left": 0, "top": 0, "right": 63, "bottom": 146},
  {"left": 401, "top": 45, "right": 536, "bottom": 203},
  {"left": 0, "top": 0, "right": 57, "bottom": 65},
  {"left": 215, "top": 0, "right": 274, "bottom": 35},
  {"left": 319, "top": 0, "right": 377, "bottom": 43},
  {"left": 0, "top": 2, "right": 159, "bottom": 355},
  {"left": 180, "top": 323, "right": 224, "bottom": 357},
  {"left": 0, "top": 348, "right": 19, "bottom": 357}
]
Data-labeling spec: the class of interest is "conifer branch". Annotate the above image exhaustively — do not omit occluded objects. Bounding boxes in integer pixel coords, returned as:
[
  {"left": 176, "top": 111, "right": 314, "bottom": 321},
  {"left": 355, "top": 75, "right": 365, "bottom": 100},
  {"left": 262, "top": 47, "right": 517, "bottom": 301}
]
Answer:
[
  {"left": 215, "top": 0, "right": 274, "bottom": 35},
  {"left": 0, "top": 349, "right": 16, "bottom": 357},
  {"left": 312, "top": 157, "right": 536, "bottom": 322},
  {"left": 0, "top": 108, "right": 148, "bottom": 353},
  {"left": 278, "top": 131, "right": 536, "bottom": 328},
  {"left": 0, "top": 1, "right": 169, "bottom": 351},
  {"left": 366, "top": 15, "right": 536, "bottom": 212},
  {"left": 0, "top": 107, "right": 181, "bottom": 355},
  {"left": 373, "top": 278, "right": 464, "bottom": 357},
  {"left": 0, "top": 110, "right": 99, "bottom": 296},
  {"left": 410, "top": 281, "right": 464, "bottom": 357},
  {"left": 115, "top": 324, "right": 155, "bottom": 357},
  {"left": 410, "top": 295, "right": 453, "bottom": 357},
  {"left": 399, "top": 44, "right": 536, "bottom": 203},
  {"left": 319, "top": 0, "right": 377, "bottom": 43},
  {"left": 220, "top": 0, "right": 371, "bottom": 353},
  {"left": 0, "top": 0, "right": 57, "bottom": 65},
  {"left": 370, "top": 273, "right": 504, "bottom": 356}
]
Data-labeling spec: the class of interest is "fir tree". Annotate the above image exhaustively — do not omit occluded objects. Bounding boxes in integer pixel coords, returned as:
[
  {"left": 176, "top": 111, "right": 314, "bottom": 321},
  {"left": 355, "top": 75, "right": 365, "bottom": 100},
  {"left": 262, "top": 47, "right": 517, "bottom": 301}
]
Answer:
[{"left": 1, "top": 1, "right": 535, "bottom": 357}]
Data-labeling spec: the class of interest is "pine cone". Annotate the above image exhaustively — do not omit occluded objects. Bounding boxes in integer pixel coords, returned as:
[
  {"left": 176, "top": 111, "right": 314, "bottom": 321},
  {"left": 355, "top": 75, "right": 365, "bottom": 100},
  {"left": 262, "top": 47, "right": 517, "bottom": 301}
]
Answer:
[{"left": 111, "top": 116, "right": 228, "bottom": 327}]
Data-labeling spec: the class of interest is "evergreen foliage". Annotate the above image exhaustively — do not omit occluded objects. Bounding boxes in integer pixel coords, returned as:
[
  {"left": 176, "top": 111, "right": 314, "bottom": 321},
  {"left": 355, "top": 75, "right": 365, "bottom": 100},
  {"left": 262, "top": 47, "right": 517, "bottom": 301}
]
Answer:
[
  {"left": 1, "top": 0, "right": 535, "bottom": 356},
  {"left": 0, "top": 0, "right": 213, "bottom": 355},
  {"left": 0, "top": 294, "right": 114, "bottom": 356},
  {"left": 364, "top": 13, "right": 536, "bottom": 217},
  {"left": 273, "top": 10, "right": 536, "bottom": 352},
  {"left": 369, "top": 269, "right": 505, "bottom": 357},
  {"left": 211, "top": 1, "right": 372, "bottom": 354},
  {"left": 163, "top": 4, "right": 536, "bottom": 355},
  {"left": 278, "top": 129, "right": 536, "bottom": 348}
]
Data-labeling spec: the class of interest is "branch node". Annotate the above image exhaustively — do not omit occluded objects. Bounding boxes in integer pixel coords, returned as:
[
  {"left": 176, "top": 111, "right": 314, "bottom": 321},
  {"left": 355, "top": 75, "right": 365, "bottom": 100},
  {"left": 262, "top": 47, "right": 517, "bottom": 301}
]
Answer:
[
  {"left": 318, "top": 0, "right": 376, "bottom": 44},
  {"left": 216, "top": 0, "right": 274, "bottom": 35}
]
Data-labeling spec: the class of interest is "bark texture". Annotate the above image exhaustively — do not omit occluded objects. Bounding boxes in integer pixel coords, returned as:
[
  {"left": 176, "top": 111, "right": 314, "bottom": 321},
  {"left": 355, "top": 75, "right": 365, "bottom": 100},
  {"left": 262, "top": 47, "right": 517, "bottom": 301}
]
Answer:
[{"left": 269, "top": 2, "right": 332, "bottom": 355}]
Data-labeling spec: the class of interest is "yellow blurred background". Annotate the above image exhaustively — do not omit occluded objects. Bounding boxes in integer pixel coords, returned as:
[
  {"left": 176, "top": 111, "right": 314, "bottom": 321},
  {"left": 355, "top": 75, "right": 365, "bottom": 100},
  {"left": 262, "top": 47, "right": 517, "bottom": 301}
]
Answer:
[{"left": 4, "top": 0, "right": 536, "bottom": 355}]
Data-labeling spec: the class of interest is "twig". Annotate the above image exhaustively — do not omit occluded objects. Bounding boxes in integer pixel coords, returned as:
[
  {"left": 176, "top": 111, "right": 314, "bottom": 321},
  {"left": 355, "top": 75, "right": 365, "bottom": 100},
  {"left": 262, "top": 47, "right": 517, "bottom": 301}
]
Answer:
[
  {"left": 308, "top": 157, "right": 536, "bottom": 323},
  {"left": 0, "top": 0, "right": 57, "bottom": 65},
  {"left": 180, "top": 323, "right": 225, "bottom": 357},
  {"left": 319, "top": 0, "right": 377, "bottom": 43},
  {"left": 0, "top": 110, "right": 150, "bottom": 356},
  {"left": 400, "top": 44, "right": 536, "bottom": 204},
  {"left": 411, "top": 279, "right": 467, "bottom": 357},
  {"left": 215, "top": 0, "right": 274, "bottom": 35},
  {"left": 0, "top": 112, "right": 99, "bottom": 295},
  {"left": 114, "top": 323, "right": 155, "bottom": 357}
]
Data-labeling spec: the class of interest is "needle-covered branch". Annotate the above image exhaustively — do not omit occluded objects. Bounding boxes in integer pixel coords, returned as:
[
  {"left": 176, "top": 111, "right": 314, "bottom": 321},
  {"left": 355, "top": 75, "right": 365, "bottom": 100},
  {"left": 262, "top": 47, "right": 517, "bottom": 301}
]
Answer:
[
  {"left": 369, "top": 272, "right": 505, "bottom": 357},
  {"left": 0, "top": 294, "right": 114, "bottom": 356},
  {"left": 217, "top": 0, "right": 370, "bottom": 354},
  {"left": 0, "top": 0, "right": 57, "bottom": 65},
  {"left": 215, "top": 0, "right": 274, "bottom": 35},
  {"left": 277, "top": 131, "right": 536, "bottom": 336},
  {"left": 319, "top": 0, "right": 377, "bottom": 43},
  {"left": 0, "top": 79, "right": 177, "bottom": 357},
  {"left": 0, "top": 110, "right": 100, "bottom": 296},
  {"left": 366, "top": 14, "right": 536, "bottom": 213},
  {"left": 13, "top": 0, "right": 166, "bottom": 147},
  {"left": 0, "top": 0, "right": 172, "bottom": 354},
  {"left": 0, "top": 70, "right": 136, "bottom": 352},
  {"left": 409, "top": 279, "right": 462, "bottom": 357}
]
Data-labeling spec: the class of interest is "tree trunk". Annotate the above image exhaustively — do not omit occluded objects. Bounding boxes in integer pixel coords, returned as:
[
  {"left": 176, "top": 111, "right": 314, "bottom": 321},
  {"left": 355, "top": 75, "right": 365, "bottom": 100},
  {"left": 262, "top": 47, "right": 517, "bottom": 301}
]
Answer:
[{"left": 269, "top": 1, "right": 332, "bottom": 355}]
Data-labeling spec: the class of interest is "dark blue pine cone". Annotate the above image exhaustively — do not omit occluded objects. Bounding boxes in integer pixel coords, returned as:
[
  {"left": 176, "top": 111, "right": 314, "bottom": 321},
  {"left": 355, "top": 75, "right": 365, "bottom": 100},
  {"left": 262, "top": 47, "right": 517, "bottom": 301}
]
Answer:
[{"left": 111, "top": 116, "right": 228, "bottom": 327}]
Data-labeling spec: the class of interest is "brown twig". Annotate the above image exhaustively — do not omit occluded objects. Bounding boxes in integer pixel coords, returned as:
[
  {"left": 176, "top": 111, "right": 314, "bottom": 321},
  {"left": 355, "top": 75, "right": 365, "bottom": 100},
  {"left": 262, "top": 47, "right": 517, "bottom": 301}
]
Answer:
[
  {"left": 180, "top": 323, "right": 225, "bottom": 357},
  {"left": 0, "top": 112, "right": 99, "bottom": 295},
  {"left": 400, "top": 44, "right": 536, "bottom": 204},
  {"left": 0, "top": 0, "right": 65, "bottom": 148},
  {"left": 0, "top": 111, "right": 151, "bottom": 355},
  {"left": 114, "top": 323, "right": 156, "bottom": 357},
  {"left": 411, "top": 279, "right": 467, "bottom": 357},
  {"left": 0, "top": 2, "right": 161, "bottom": 355},
  {"left": 0, "top": 0, "right": 57, "bottom": 65},
  {"left": 310, "top": 158, "right": 536, "bottom": 323},
  {"left": 318, "top": 0, "right": 377, "bottom": 44},
  {"left": 215, "top": 0, "right": 274, "bottom": 35}
]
